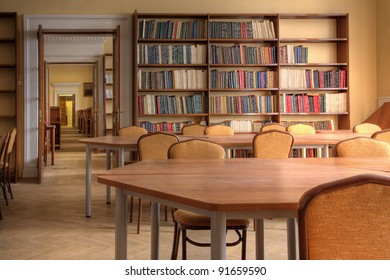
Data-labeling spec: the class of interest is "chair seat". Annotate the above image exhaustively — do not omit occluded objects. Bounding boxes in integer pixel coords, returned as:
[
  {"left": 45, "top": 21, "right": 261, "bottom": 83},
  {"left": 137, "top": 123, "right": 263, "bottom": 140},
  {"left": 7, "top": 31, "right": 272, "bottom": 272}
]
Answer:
[{"left": 174, "top": 209, "right": 250, "bottom": 230}]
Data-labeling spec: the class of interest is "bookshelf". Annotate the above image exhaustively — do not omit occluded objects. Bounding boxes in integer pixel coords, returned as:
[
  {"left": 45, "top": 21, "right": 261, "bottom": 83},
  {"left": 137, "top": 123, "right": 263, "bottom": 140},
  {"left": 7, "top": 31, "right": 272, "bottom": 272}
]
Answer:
[
  {"left": 103, "top": 53, "right": 113, "bottom": 135},
  {"left": 0, "top": 12, "right": 18, "bottom": 179},
  {"left": 133, "top": 12, "right": 349, "bottom": 132}
]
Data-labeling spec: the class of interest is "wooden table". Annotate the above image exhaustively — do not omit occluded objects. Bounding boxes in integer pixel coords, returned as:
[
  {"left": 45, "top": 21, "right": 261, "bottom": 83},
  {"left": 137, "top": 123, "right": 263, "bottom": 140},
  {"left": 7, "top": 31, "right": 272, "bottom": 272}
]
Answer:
[
  {"left": 80, "top": 132, "right": 370, "bottom": 217},
  {"left": 97, "top": 157, "right": 390, "bottom": 260}
]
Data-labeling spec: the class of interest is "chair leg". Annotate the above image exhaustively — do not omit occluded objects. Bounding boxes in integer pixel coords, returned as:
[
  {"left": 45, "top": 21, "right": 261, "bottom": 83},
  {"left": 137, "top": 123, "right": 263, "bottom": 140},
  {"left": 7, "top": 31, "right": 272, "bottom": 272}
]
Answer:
[
  {"left": 137, "top": 198, "right": 142, "bottom": 234},
  {"left": 0, "top": 205, "right": 3, "bottom": 220},
  {"left": 241, "top": 229, "right": 247, "bottom": 260},
  {"left": 182, "top": 229, "right": 187, "bottom": 260},
  {"left": 170, "top": 221, "right": 181, "bottom": 260},
  {"left": 164, "top": 205, "right": 168, "bottom": 221},
  {"left": 1, "top": 178, "right": 8, "bottom": 206},
  {"left": 6, "top": 168, "right": 13, "bottom": 199}
]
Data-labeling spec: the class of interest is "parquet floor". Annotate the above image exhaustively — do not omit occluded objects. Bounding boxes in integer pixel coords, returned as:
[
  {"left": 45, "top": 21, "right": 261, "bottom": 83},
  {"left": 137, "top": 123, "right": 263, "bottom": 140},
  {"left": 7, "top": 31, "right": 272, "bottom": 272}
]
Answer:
[{"left": 0, "top": 127, "right": 289, "bottom": 260}]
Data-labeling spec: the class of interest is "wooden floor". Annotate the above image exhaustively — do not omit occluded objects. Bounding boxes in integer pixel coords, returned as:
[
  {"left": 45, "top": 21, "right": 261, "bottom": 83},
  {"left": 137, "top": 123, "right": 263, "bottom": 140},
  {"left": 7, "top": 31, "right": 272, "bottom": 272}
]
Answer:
[{"left": 0, "top": 127, "right": 289, "bottom": 260}]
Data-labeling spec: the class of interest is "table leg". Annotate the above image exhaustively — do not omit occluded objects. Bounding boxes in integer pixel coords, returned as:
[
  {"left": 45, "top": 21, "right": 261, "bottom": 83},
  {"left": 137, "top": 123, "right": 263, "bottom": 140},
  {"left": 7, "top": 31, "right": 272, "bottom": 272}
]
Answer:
[
  {"left": 151, "top": 202, "right": 160, "bottom": 260},
  {"left": 106, "top": 150, "right": 111, "bottom": 204},
  {"left": 86, "top": 144, "right": 92, "bottom": 217},
  {"left": 210, "top": 212, "right": 226, "bottom": 260},
  {"left": 255, "top": 219, "right": 265, "bottom": 260},
  {"left": 287, "top": 218, "right": 297, "bottom": 260},
  {"left": 115, "top": 188, "right": 128, "bottom": 260},
  {"left": 323, "top": 144, "right": 330, "bottom": 158}
]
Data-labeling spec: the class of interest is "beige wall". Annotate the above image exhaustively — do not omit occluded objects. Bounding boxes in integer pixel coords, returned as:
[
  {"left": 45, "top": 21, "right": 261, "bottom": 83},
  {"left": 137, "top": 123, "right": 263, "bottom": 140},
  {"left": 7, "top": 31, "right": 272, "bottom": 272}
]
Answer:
[
  {"left": 48, "top": 64, "right": 94, "bottom": 110},
  {"left": 2, "top": 0, "right": 380, "bottom": 126},
  {"left": 377, "top": 0, "right": 390, "bottom": 99}
]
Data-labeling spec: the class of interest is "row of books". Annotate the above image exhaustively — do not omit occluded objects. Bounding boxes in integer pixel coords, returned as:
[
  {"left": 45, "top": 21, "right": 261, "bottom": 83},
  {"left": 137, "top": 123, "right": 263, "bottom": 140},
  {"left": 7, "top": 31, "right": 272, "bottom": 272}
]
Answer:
[
  {"left": 279, "top": 45, "right": 308, "bottom": 64},
  {"left": 210, "top": 44, "right": 277, "bottom": 64},
  {"left": 138, "top": 120, "right": 207, "bottom": 132},
  {"left": 280, "top": 92, "right": 348, "bottom": 113},
  {"left": 281, "top": 120, "right": 335, "bottom": 130},
  {"left": 138, "top": 19, "right": 205, "bottom": 39},
  {"left": 209, "top": 20, "right": 276, "bottom": 39},
  {"left": 105, "top": 89, "right": 113, "bottom": 99},
  {"left": 210, "top": 95, "right": 276, "bottom": 114},
  {"left": 138, "top": 69, "right": 207, "bottom": 90},
  {"left": 105, "top": 74, "right": 113, "bottom": 84},
  {"left": 138, "top": 94, "right": 204, "bottom": 115},
  {"left": 138, "top": 44, "right": 206, "bottom": 64},
  {"left": 280, "top": 69, "right": 347, "bottom": 88},
  {"left": 210, "top": 69, "right": 277, "bottom": 89},
  {"left": 213, "top": 120, "right": 274, "bottom": 132}
]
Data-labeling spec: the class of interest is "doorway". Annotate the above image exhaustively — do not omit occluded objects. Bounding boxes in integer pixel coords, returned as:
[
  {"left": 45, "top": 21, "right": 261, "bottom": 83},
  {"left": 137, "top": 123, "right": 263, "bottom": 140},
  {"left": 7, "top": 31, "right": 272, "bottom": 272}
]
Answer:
[{"left": 58, "top": 95, "right": 75, "bottom": 127}]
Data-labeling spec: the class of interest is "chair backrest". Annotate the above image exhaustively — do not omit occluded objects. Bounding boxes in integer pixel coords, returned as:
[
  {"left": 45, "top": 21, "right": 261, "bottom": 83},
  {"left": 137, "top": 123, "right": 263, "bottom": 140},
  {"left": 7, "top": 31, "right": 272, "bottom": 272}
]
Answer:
[
  {"left": 353, "top": 123, "right": 381, "bottom": 134},
  {"left": 287, "top": 124, "right": 315, "bottom": 135},
  {"left": 137, "top": 132, "right": 179, "bottom": 160},
  {"left": 298, "top": 174, "right": 390, "bottom": 259},
  {"left": 0, "top": 131, "right": 10, "bottom": 165},
  {"left": 168, "top": 139, "right": 225, "bottom": 159},
  {"left": 335, "top": 137, "right": 390, "bottom": 158},
  {"left": 181, "top": 124, "right": 206, "bottom": 136},
  {"left": 118, "top": 126, "right": 148, "bottom": 137},
  {"left": 6, "top": 128, "right": 16, "bottom": 156},
  {"left": 371, "top": 128, "right": 390, "bottom": 145},
  {"left": 253, "top": 130, "right": 294, "bottom": 158},
  {"left": 204, "top": 124, "right": 234, "bottom": 136},
  {"left": 260, "top": 123, "right": 287, "bottom": 132}
]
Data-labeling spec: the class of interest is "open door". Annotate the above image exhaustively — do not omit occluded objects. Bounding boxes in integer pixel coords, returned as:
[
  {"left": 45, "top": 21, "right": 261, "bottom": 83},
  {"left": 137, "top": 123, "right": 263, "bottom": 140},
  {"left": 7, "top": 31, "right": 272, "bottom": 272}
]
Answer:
[{"left": 37, "top": 25, "right": 45, "bottom": 183}]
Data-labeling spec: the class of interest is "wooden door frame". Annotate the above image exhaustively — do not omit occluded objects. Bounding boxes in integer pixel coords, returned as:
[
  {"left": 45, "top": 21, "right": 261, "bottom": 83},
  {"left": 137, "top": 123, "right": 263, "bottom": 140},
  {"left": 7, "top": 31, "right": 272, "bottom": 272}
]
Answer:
[{"left": 37, "top": 28, "right": 120, "bottom": 181}]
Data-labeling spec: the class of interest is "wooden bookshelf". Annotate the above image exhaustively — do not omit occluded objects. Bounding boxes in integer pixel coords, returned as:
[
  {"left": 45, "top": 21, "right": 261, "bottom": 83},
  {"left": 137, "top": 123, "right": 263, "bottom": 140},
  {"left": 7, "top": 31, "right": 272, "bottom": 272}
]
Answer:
[
  {"left": 0, "top": 12, "right": 18, "bottom": 179},
  {"left": 132, "top": 12, "right": 349, "bottom": 132},
  {"left": 103, "top": 53, "right": 113, "bottom": 135}
]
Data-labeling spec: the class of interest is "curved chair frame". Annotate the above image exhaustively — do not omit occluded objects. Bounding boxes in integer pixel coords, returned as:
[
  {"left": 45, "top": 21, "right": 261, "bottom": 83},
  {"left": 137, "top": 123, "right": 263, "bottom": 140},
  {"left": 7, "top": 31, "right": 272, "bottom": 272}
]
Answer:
[
  {"left": 371, "top": 128, "right": 390, "bottom": 145},
  {"left": 181, "top": 124, "right": 206, "bottom": 136},
  {"left": 335, "top": 136, "right": 390, "bottom": 158},
  {"left": 353, "top": 123, "right": 381, "bottom": 134},
  {"left": 298, "top": 174, "right": 390, "bottom": 259},
  {"left": 252, "top": 130, "right": 294, "bottom": 159},
  {"left": 260, "top": 123, "right": 287, "bottom": 132},
  {"left": 168, "top": 139, "right": 249, "bottom": 260}
]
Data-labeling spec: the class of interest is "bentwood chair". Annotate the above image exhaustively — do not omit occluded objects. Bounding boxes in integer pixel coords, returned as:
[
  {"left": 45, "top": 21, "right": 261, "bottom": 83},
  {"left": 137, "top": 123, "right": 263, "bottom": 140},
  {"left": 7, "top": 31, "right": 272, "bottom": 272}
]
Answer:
[
  {"left": 118, "top": 126, "right": 148, "bottom": 227},
  {"left": 181, "top": 124, "right": 206, "bottom": 136},
  {"left": 204, "top": 124, "right": 234, "bottom": 157},
  {"left": 353, "top": 123, "right": 381, "bottom": 134},
  {"left": 204, "top": 124, "right": 234, "bottom": 136},
  {"left": 371, "top": 128, "right": 390, "bottom": 146},
  {"left": 0, "top": 131, "right": 10, "bottom": 206},
  {"left": 168, "top": 139, "right": 250, "bottom": 260},
  {"left": 260, "top": 122, "right": 287, "bottom": 132},
  {"left": 135, "top": 132, "right": 179, "bottom": 234},
  {"left": 253, "top": 130, "right": 294, "bottom": 158},
  {"left": 1, "top": 128, "right": 16, "bottom": 206},
  {"left": 335, "top": 137, "right": 390, "bottom": 158},
  {"left": 298, "top": 174, "right": 390, "bottom": 259},
  {"left": 287, "top": 124, "right": 316, "bottom": 157}
]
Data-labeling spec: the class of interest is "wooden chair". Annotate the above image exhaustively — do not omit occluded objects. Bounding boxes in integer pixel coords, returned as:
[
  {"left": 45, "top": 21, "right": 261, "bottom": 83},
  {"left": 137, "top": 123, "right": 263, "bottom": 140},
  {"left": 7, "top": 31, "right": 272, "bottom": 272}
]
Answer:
[
  {"left": 118, "top": 125, "right": 148, "bottom": 228},
  {"left": 168, "top": 139, "right": 250, "bottom": 260},
  {"left": 0, "top": 131, "right": 10, "bottom": 206},
  {"left": 335, "top": 137, "right": 390, "bottom": 158},
  {"left": 0, "top": 128, "right": 16, "bottom": 205},
  {"left": 353, "top": 122, "right": 381, "bottom": 134},
  {"left": 287, "top": 124, "right": 316, "bottom": 157},
  {"left": 253, "top": 130, "right": 294, "bottom": 158},
  {"left": 371, "top": 128, "right": 390, "bottom": 145},
  {"left": 298, "top": 174, "right": 390, "bottom": 259},
  {"left": 135, "top": 132, "right": 179, "bottom": 234},
  {"left": 204, "top": 124, "right": 234, "bottom": 136},
  {"left": 204, "top": 124, "right": 234, "bottom": 157},
  {"left": 181, "top": 124, "right": 206, "bottom": 135},
  {"left": 260, "top": 123, "right": 287, "bottom": 132}
]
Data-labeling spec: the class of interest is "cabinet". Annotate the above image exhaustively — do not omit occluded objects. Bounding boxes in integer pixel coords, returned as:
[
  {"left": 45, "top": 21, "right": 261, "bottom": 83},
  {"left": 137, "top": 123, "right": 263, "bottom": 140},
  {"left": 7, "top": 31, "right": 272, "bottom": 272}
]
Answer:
[
  {"left": 133, "top": 12, "right": 349, "bottom": 132},
  {"left": 50, "top": 106, "right": 61, "bottom": 149},
  {"left": 0, "top": 12, "right": 18, "bottom": 178},
  {"left": 103, "top": 53, "right": 113, "bottom": 135}
]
